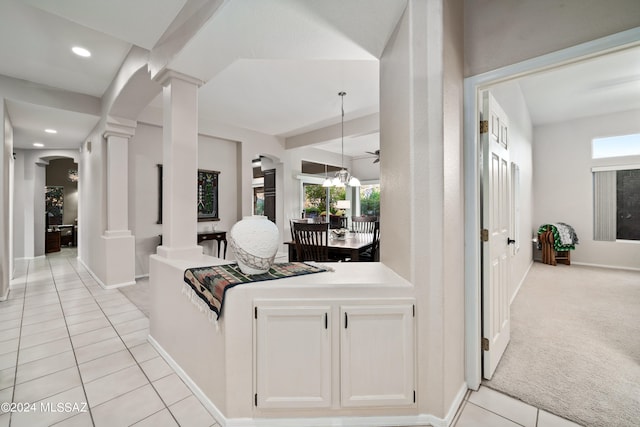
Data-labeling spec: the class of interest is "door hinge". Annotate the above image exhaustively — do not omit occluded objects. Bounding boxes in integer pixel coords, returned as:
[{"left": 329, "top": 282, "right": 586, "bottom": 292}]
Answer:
[
  {"left": 481, "top": 229, "right": 489, "bottom": 242},
  {"left": 480, "top": 120, "right": 489, "bottom": 134},
  {"left": 482, "top": 337, "right": 490, "bottom": 351}
]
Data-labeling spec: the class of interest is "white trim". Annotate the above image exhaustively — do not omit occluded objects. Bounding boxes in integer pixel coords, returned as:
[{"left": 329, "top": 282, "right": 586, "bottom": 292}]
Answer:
[
  {"left": 463, "top": 27, "right": 640, "bottom": 390},
  {"left": 77, "top": 257, "right": 135, "bottom": 289},
  {"left": 571, "top": 261, "right": 640, "bottom": 272},
  {"left": 148, "top": 334, "right": 227, "bottom": 426},
  {"left": 0, "top": 287, "right": 9, "bottom": 301},
  {"left": 14, "top": 255, "right": 46, "bottom": 261},
  {"left": 510, "top": 261, "right": 533, "bottom": 305},
  {"left": 135, "top": 273, "right": 149, "bottom": 280},
  {"left": 148, "top": 336, "right": 458, "bottom": 427},
  {"left": 591, "top": 164, "right": 640, "bottom": 172}
]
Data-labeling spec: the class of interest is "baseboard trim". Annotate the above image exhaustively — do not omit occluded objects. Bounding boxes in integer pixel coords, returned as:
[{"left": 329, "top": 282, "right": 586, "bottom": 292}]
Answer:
[
  {"left": 148, "top": 334, "right": 454, "bottom": 427},
  {"left": 571, "top": 261, "right": 640, "bottom": 272},
  {"left": 14, "top": 255, "right": 46, "bottom": 261},
  {"left": 441, "top": 383, "right": 469, "bottom": 427},
  {"left": 135, "top": 273, "right": 149, "bottom": 280},
  {"left": 147, "top": 334, "right": 227, "bottom": 425},
  {"left": 0, "top": 287, "right": 9, "bottom": 301},
  {"left": 77, "top": 258, "right": 135, "bottom": 289},
  {"left": 511, "top": 260, "right": 534, "bottom": 305}
]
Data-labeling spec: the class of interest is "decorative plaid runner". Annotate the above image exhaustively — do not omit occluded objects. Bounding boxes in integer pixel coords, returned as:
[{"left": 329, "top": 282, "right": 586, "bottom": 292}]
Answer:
[{"left": 183, "top": 262, "right": 328, "bottom": 320}]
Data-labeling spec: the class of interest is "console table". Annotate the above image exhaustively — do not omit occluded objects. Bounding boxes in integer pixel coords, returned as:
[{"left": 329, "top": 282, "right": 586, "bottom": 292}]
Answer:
[
  {"left": 198, "top": 231, "right": 227, "bottom": 259},
  {"left": 45, "top": 230, "right": 61, "bottom": 253},
  {"left": 159, "top": 231, "right": 228, "bottom": 259}
]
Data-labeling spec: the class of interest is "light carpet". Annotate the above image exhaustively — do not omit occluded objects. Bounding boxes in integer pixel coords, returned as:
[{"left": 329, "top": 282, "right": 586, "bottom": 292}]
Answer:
[{"left": 484, "top": 262, "right": 640, "bottom": 427}]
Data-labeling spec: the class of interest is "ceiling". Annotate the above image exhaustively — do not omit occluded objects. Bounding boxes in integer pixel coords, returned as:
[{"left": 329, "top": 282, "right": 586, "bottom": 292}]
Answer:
[{"left": 1, "top": 0, "right": 639, "bottom": 155}]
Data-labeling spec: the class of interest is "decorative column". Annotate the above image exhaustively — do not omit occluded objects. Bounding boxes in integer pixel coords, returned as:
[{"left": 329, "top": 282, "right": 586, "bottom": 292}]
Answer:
[
  {"left": 101, "top": 116, "right": 136, "bottom": 287},
  {"left": 154, "top": 69, "right": 203, "bottom": 259}
]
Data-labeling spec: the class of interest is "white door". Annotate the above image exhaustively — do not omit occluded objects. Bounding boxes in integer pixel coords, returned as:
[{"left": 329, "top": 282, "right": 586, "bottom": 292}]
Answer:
[
  {"left": 340, "top": 304, "right": 415, "bottom": 407},
  {"left": 481, "top": 91, "right": 511, "bottom": 380},
  {"left": 254, "top": 305, "right": 332, "bottom": 408}
]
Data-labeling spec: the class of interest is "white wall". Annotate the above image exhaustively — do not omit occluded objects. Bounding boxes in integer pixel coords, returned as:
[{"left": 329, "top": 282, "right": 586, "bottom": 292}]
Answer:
[
  {"left": 464, "top": 0, "right": 640, "bottom": 76},
  {"left": 78, "top": 129, "right": 107, "bottom": 282},
  {"left": 488, "top": 82, "right": 534, "bottom": 299},
  {"left": 352, "top": 156, "right": 380, "bottom": 182},
  {"left": 1, "top": 102, "right": 11, "bottom": 299},
  {"left": 533, "top": 108, "right": 640, "bottom": 270},
  {"left": 380, "top": 0, "right": 466, "bottom": 418},
  {"left": 128, "top": 122, "right": 240, "bottom": 277}
]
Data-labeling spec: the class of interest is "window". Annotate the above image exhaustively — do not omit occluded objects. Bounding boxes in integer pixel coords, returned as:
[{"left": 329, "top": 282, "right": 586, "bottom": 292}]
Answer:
[
  {"left": 592, "top": 133, "right": 640, "bottom": 241},
  {"left": 592, "top": 133, "right": 640, "bottom": 159},
  {"left": 359, "top": 184, "right": 380, "bottom": 217},
  {"left": 303, "top": 184, "right": 345, "bottom": 218},
  {"left": 617, "top": 169, "right": 640, "bottom": 240}
]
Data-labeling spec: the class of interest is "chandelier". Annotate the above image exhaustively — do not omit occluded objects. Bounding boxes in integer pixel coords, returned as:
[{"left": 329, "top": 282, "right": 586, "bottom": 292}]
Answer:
[{"left": 323, "top": 92, "right": 360, "bottom": 188}]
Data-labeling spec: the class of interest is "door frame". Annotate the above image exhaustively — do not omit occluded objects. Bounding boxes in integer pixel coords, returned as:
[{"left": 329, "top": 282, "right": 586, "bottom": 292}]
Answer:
[{"left": 463, "top": 27, "right": 640, "bottom": 389}]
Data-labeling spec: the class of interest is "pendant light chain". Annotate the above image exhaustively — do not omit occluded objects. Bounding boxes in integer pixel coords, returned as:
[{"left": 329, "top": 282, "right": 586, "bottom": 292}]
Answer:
[{"left": 340, "top": 91, "right": 346, "bottom": 170}]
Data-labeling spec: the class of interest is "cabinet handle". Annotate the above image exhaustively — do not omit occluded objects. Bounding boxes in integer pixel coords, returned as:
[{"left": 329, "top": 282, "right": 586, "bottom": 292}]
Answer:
[
  {"left": 324, "top": 313, "right": 328, "bottom": 329},
  {"left": 344, "top": 312, "right": 348, "bottom": 329}
]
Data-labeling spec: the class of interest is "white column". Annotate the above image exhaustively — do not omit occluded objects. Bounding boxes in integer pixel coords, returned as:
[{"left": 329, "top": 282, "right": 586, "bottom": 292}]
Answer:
[
  {"left": 155, "top": 69, "right": 203, "bottom": 259},
  {"left": 100, "top": 117, "right": 136, "bottom": 287},
  {"left": 104, "top": 117, "right": 135, "bottom": 235}
]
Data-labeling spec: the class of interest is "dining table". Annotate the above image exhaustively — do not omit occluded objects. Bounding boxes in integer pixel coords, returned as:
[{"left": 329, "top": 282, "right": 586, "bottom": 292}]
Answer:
[{"left": 285, "top": 232, "right": 374, "bottom": 262}]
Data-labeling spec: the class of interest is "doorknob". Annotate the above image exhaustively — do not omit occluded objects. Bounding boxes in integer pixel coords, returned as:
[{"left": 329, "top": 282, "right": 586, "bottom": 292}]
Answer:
[{"left": 507, "top": 238, "right": 516, "bottom": 245}]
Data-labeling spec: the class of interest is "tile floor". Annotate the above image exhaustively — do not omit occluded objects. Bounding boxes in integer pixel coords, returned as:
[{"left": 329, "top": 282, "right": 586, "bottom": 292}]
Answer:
[{"left": 0, "top": 249, "right": 583, "bottom": 427}]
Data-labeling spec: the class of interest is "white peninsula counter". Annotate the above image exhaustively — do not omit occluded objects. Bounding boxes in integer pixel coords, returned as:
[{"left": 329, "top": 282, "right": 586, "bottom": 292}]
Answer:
[{"left": 149, "top": 253, "right": 418, "bottom": 426}]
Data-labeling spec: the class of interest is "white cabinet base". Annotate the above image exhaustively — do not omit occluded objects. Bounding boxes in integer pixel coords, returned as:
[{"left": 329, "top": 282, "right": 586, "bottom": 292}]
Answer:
[{"left": 254, "top": 299, "right": 416, "bottom": 413}]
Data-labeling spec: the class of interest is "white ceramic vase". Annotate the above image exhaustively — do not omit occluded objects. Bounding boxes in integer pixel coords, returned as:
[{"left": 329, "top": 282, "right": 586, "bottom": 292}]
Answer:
[{"left": 229, "top": 215, "right": 279, "bottom": 275}]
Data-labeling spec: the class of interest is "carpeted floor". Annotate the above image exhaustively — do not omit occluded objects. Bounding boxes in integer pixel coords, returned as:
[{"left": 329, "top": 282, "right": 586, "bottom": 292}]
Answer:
[{"left": 484, "top": 262, "right": 640, "bottom": 427}]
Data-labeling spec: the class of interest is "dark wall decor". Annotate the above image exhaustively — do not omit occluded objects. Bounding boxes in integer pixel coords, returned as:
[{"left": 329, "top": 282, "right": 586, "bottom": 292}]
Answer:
[
  {"left": 157, "top": 165, "right": 220, "bottom": 224},
  {"left": 45, "top": 186, "right": 64, "bottom": 226}
]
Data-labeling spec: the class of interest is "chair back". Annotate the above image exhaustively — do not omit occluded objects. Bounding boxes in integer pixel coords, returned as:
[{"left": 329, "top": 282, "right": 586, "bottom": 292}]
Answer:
[
  {"left": 292, "top": 222, "right": 329, "bottom": 262},
  {"left": 351, "top": 215, "right": 377, "bottom": 233},
  {"left": 290, "top": 219, "right": 309, "bottom": 240},
  {"left": 370, "top": 221, "right": 381, "bottom": 262}
]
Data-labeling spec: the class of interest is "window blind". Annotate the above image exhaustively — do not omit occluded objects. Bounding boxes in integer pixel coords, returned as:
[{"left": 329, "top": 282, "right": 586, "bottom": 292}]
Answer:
[{"left": 593, "top": 170, "right": 616, "bottom": 241}]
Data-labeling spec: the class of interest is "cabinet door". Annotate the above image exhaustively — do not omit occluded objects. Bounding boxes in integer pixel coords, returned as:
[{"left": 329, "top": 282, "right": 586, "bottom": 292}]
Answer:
[
  {"left": 340, "top": 304, "right": 415, "bottom": 407},
  {"left": 255, "top": 306, "right": 331, "bottom": 409}
]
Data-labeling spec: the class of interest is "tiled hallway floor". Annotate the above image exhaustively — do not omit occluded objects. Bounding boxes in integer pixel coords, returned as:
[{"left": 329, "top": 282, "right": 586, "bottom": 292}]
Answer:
[
  {"left": 0, "top": 250, "right": 218, "bottom": 427},
  {"left": 1, "top": 250, "right": 582, "bottom": 427}
]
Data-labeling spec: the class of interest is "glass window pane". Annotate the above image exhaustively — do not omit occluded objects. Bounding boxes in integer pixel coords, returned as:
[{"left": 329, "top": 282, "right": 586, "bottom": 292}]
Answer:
[
  {"left": 617, "top": 169, "right": 640, "bottom": 241},
  {"left": 359, "top": 184, "right": 380, "bottom": 217},
  {"left": 593, "top": 133, "right": 640, "bottom": 159}
]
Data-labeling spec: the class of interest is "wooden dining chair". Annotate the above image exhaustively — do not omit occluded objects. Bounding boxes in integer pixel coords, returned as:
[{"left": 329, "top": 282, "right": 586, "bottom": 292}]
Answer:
[
  {"left": 351, "top": 215, "right": 377, "bottom": 233},
  {"left": 289, "top": 218, "right": 309, "bottom": 241},
  {"left": 292, "top": 222, "right": 330, "bottom": 262},
  {"left": 358, "top": 221, "right": 380, "bottom": 262}
]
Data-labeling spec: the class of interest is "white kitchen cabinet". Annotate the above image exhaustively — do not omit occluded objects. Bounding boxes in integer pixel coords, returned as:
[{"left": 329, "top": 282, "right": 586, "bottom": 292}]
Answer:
[
  {"left": 340, "top": 304, "right": 415, "bottom": 407},
  {"left": 254, "top": 300, "right": 415, "bottom": 411},
  {"left": 254, "top": 305, "right": 332, "bottom": 409}
]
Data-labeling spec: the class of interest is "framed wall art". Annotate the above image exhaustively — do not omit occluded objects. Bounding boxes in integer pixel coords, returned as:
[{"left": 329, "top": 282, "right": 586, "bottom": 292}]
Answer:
[{"left": 157, "top": 165, "right": 220, "bottom": 224}]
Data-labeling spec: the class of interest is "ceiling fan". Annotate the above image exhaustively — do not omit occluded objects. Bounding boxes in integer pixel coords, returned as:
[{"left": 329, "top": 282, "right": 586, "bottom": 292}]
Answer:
[{"left": 366, "top": 149, "right": 380, "bottom": 163}]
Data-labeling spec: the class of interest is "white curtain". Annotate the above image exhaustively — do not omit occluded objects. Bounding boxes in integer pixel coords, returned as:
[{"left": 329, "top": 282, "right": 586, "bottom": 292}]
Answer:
[{"left": 593, "top": 170, "right": 616, "bottom": 241}]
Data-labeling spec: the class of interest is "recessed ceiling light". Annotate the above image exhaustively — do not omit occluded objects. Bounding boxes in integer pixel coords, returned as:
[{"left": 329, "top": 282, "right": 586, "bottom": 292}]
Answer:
[
  {"left": 33, "top": 142, "right": 45, "bottom": 148},
  {"left": 72, "top": 46, "right": 91, "bottom": 58},
  {"left": 45, "top": 129, "right": 57, "bottom": 134}
]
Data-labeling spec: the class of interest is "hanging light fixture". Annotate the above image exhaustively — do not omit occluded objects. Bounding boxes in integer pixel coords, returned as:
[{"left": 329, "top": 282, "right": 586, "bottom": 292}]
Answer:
[
  {"left": 331, "top": 91, "right": 360, "bottom": 187},
  {"left": 322, "top": 163, "right": 332, "bottom": 187}
]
